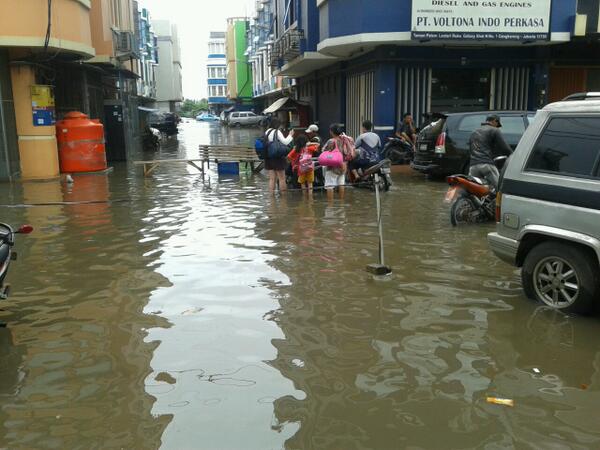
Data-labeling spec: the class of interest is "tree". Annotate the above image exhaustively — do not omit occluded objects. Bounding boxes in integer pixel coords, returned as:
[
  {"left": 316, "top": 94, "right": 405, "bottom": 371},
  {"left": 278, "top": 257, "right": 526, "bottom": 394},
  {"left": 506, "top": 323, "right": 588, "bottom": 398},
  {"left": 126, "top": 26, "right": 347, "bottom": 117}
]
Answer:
[{"left": 180, "top": 98, "right": 210, "bottom": 118}]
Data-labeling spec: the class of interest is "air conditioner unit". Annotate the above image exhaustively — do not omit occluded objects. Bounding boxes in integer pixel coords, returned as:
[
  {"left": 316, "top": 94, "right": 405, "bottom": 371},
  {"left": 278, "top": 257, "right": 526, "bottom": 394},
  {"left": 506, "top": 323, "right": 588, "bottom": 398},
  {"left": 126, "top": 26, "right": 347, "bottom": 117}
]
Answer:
[{"left": 117, "top": 31, "right": 134, "bottom": 54}]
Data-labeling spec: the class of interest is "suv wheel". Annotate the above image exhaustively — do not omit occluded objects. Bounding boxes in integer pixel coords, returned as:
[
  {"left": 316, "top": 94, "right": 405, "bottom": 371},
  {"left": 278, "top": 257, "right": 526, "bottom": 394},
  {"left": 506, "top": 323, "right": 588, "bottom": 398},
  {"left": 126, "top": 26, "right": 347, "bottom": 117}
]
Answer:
[
  {"left": 233, "top": 122, "right": 241, "bottom": 128},
  {"left": 522, "top": 242, "right": 599, "bottom": 314}
]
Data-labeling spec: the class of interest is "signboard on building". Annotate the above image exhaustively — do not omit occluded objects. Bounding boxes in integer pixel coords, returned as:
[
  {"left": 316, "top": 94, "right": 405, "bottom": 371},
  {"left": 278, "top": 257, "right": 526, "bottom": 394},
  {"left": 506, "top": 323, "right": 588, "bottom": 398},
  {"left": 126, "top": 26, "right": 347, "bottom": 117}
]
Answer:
[
  {"left": 412, "top": 0, "right": 552, "bottom": 41},
  {"left": 31, "top": 85, "right": 56, "bottom": 127}
]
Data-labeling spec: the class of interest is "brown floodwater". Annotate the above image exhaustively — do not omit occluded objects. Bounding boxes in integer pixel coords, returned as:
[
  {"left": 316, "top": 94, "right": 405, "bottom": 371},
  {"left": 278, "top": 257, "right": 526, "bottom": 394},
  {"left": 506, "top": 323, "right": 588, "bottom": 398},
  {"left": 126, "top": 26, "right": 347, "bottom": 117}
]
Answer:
[{"left": 0, "top": 121, "right": 599, "bottom": 449}]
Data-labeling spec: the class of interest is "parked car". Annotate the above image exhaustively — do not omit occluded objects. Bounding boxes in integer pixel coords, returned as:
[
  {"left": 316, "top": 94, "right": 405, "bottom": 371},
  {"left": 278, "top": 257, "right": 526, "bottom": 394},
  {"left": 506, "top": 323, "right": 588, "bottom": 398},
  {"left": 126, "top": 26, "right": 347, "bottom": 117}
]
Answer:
[
  {"left": 412, "top": 110, "right": 536, "bottom": 177},
  {"left": 196, "top": 113, "right": 219, "bottom": 122},
  {"left": 488, "top": 93, "right": 600, "bottom": 314},
  {"left": 148, "top": 112, "right": 179, "bottom": 136},
  {"left": 228, "top": 111, "right": 267, "bottom": 127}
]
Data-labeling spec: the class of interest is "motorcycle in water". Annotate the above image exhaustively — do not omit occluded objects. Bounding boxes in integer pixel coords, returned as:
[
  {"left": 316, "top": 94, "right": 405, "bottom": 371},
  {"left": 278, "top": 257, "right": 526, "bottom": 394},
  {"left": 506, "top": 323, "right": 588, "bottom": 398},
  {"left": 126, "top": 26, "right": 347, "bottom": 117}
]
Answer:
[
  {"left": 445, "top": 157, "right": 507, "bottom": 226},
  {"left": 353, "top": 159, "right": 393, "bottom": 192},
  {"left": 142, "top": 127, "right": 161, "bottom": 152},
  {"left": 0, "top": 223, "right": 33, "bottom": 299},
  {"left": 382, "top": 137, "right": 414, "bottom": 165}
]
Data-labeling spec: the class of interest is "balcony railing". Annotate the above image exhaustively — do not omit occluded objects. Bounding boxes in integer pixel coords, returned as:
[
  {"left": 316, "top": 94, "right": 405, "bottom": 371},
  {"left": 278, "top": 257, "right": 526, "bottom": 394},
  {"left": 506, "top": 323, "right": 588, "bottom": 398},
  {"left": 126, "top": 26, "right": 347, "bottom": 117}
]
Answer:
[{"left": 269, "top": 28, "right": 304, "bottom": 68}]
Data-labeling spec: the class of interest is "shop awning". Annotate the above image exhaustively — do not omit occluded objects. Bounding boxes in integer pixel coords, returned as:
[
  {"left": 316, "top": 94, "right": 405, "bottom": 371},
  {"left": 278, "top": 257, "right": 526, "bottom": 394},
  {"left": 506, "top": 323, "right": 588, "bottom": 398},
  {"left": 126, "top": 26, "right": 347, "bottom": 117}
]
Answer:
[
  {"left": 138, "top": 106, "right": 159, "bottom": 112},
  {"left": 264, "top": 97, "right": 290, "bottom": 114},
  {"left": 263, "top": 97, "right": 309, "bottom": 114}
]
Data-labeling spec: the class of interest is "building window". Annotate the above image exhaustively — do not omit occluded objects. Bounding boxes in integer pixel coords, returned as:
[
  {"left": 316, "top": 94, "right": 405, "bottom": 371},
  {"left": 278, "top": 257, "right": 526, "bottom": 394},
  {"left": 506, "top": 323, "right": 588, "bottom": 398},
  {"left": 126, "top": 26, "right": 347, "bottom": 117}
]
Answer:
[{"left": 526, "top": 117, "right": 600, "bottom": 179}]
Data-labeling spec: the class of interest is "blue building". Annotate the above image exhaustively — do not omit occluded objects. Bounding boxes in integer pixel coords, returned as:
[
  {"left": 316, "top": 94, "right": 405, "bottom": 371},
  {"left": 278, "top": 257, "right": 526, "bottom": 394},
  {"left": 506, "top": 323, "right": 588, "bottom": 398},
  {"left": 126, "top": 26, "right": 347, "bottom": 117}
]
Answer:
[
  {"left": 259, "top": 0, "right": 599, "bottom": 139},
  {"left": 135, "top": 6, "right": 158, "bottom": 102},
  {"left": 248, "top": 0, "right": 295, "bottom": 111},
  {"left": 207, "top": 31, "right": 232, "bottom": 114}
]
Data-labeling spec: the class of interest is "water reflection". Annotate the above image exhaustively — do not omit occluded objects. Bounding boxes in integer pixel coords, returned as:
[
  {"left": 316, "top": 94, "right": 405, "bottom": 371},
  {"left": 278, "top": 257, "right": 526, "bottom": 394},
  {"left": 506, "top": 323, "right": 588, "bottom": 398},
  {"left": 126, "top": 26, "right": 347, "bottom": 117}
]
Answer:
[
  {"left": 141, "top": 183, "right": 301, "bottom": 449},
  {"left": 0, "top": 173, "right": 173, "bottom": 448},
  {"left": 256, "top": 177, "right": 600, "bottom": 449}
]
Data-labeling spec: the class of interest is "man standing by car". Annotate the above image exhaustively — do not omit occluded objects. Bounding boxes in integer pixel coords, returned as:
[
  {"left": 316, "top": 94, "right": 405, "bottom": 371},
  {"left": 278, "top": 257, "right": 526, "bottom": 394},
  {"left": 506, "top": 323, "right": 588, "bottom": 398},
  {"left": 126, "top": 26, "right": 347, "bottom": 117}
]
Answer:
[{"left": 468, "top": 114, "right": 513, "bottom": 191}]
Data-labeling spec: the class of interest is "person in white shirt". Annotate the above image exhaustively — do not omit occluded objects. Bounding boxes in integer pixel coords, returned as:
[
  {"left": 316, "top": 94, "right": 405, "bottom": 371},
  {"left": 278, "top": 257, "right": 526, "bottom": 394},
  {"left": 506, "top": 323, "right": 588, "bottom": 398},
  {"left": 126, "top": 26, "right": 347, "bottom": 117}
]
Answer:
[{"left": 264, "top": 118, "right": 294, "bottom": 192}]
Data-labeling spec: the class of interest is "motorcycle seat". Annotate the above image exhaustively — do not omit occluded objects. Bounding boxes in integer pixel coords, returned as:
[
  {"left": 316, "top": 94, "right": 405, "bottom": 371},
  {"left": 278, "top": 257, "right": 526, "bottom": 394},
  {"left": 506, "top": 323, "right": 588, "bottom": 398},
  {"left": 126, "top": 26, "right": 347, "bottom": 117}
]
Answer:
[
  {"left": 447, "top": 174, "right": 485, "bottom": 185},
  {"left": 362, "top": 159, "right": 391, "bottom": 177}
]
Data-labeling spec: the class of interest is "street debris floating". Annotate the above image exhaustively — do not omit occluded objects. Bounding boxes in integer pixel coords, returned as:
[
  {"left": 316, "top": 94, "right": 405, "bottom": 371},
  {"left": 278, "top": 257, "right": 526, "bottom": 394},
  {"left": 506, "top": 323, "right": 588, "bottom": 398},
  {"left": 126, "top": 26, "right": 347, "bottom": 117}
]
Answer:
[{"left": 486, "top": 397, "right": 515, "bottom": 407}]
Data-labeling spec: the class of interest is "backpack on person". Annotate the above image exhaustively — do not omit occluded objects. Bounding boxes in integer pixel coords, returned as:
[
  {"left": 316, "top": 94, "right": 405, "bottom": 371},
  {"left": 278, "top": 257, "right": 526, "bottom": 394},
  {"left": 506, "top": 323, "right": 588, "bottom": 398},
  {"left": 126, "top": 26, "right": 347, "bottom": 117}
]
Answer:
[
  {"left": 298, "top": 150, "right": 314, "bottom": 175},
  {"left": 267, "top": 129, "right": 290, "bottom": 159},
  {"left": 254, "top": 129, "right": 276, "bottom": 160},
  {"left": 339, "top": 134, "right": 356, "bottom": 162},
  {"left": 358, "top": 140, "right": 381, "bottom": 165},
  {"left": 254, "top": 135, "right": 268, "bottom": 160}
]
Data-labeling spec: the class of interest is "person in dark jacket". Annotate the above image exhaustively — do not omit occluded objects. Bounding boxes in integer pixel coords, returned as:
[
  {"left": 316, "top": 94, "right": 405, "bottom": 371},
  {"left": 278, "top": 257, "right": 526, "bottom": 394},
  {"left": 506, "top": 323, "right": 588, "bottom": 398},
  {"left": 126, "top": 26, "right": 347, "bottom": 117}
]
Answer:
[{"left": 468, "top": 114, "right": 513, "bottom": 191}]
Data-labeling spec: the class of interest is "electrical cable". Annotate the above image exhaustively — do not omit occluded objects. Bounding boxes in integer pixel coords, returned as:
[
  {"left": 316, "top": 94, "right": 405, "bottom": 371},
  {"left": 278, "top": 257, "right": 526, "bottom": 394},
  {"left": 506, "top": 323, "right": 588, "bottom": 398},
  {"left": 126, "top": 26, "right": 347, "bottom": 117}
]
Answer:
[{"left": 43, "top": 0, "right": 52, "bottom": 54}]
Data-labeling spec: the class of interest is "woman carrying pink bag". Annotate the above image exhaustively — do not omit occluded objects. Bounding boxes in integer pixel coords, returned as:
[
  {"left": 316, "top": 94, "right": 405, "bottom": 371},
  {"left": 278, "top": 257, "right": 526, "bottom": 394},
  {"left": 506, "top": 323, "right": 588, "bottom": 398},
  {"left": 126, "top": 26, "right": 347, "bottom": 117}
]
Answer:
[{"left": 321, "top": 124, "right": 354, "bottom": 201}]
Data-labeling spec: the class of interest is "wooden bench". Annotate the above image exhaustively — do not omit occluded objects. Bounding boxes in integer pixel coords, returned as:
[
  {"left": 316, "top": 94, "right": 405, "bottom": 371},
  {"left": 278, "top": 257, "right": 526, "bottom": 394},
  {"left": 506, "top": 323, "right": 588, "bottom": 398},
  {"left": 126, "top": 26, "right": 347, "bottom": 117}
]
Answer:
[
  {"left": 134, "top": 145, "right": 264, "bottom": 177},
  {"left": 198, "top": 145, "right": 263, "bottom": 173},
  {"left": 134, "top": 159, "right": 205, "bottom": 177}
]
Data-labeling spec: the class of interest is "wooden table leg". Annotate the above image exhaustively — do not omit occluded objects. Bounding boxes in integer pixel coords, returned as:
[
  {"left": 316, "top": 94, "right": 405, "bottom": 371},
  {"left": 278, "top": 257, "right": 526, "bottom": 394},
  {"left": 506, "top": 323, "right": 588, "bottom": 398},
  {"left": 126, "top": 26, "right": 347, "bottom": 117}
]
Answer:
[
  {"left": 187, "top": 161, "right": 203, "bottom": 173},
  {"left": 144, "top": 163, "right": 159, "bottom": 177}
]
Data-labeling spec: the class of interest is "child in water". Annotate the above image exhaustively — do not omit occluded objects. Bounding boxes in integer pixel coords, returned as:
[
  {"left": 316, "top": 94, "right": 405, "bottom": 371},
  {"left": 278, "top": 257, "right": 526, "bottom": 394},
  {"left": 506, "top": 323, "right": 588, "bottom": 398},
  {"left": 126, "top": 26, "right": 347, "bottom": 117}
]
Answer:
[{"left": 288, "top": 135, "right": 316, "bottom": 195}]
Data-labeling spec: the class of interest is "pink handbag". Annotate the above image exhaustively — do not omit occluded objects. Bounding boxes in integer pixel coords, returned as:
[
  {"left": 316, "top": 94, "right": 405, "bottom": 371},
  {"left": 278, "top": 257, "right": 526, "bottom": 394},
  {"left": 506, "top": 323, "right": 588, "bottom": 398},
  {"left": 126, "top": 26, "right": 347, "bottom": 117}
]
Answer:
[{"left": 318, "top": 141, "right": 344, "bottom": 168}]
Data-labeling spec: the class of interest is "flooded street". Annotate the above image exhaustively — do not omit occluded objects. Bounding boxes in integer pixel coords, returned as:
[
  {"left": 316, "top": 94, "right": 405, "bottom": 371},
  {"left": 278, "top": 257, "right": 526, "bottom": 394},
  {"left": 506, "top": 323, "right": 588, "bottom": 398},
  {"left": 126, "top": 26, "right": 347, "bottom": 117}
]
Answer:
[{"left": 1, "top": 121, "right": 599, "bottom": 449}]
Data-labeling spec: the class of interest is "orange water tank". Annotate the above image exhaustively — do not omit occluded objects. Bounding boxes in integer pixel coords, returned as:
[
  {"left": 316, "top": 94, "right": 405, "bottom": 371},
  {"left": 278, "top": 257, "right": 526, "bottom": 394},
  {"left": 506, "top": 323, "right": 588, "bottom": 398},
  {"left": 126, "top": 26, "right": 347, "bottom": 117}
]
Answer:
[{"left": 56, "top": 112, "right": 107, "bottom": 173}]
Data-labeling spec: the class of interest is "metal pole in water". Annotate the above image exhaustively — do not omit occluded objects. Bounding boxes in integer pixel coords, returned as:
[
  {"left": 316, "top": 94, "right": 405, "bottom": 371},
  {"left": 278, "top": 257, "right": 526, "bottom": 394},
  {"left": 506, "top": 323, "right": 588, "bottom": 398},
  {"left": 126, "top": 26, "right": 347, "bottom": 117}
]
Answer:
[
  {"left": 375, "top": 173, "right": 384, "bottom": 266},
  {"left": 367, "top": 174, "right": 392, "bottom": 275}
]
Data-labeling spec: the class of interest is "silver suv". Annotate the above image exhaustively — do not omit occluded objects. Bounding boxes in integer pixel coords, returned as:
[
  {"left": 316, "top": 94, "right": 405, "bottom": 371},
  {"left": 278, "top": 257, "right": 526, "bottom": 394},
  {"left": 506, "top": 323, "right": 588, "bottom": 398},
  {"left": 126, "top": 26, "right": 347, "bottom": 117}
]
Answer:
[
  {"left": 488, "top": 95, "right": 600, "bottom": 314},
  {"left": 228, "top": 111, "right": 266, "bottom": 127}
]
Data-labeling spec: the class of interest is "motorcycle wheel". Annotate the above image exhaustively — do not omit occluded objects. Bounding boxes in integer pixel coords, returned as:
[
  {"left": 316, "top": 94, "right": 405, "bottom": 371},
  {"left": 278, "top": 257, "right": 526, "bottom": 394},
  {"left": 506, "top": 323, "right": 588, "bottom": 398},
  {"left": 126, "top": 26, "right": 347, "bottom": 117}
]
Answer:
[{"left": 450, "top": 196, "right": 478, "bottom": 226}]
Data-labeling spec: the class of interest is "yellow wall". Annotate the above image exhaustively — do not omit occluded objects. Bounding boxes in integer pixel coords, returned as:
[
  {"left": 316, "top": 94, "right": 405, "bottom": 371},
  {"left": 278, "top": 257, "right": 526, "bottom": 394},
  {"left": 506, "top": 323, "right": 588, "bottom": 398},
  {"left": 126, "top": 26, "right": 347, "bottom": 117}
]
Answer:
[
  {"left": 0, "top": 0, "right": 94, "bottom": 58},
  {"left": 226, "top": 23, "right": 237, "bottom": 98},
  {"left": 10, "top": 65, "right": 59, "bottom": 179}
]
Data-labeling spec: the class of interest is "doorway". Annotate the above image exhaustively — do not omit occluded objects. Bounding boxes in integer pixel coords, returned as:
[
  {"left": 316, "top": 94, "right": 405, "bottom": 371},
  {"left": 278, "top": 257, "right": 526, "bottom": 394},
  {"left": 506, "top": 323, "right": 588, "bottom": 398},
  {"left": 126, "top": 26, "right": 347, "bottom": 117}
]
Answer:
[{"left": 430, "top": 69, "right": 490, "bottom": 112}]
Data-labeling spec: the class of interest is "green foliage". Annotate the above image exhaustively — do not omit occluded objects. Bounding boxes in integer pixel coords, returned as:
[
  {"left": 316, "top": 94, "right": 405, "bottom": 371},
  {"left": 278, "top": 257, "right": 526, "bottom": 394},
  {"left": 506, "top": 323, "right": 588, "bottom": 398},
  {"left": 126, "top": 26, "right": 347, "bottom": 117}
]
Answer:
[{"left": 180, "top": 98, "right": 209, "bottom": 118}]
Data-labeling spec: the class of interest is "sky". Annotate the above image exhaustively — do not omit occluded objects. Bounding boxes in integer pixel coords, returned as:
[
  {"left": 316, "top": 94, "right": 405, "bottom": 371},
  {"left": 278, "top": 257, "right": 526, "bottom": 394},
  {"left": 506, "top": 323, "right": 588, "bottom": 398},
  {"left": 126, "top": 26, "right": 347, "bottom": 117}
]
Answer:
[{"left": 140, "top": 0, "right": 255, "bottom": 100}]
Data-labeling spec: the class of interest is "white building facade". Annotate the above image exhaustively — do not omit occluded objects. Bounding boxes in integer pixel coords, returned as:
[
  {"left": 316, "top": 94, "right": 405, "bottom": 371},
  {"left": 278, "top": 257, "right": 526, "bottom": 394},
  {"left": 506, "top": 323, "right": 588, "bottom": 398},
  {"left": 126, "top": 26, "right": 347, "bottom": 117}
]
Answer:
[
  {"left": 152, "top": 20, "right": 183, "bottom": 112},
  {"left": 207, "top": 31, "right": 231, "bottom": 114}
]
